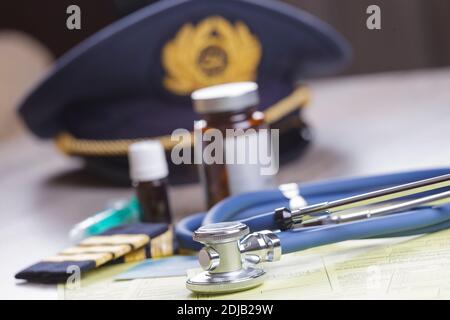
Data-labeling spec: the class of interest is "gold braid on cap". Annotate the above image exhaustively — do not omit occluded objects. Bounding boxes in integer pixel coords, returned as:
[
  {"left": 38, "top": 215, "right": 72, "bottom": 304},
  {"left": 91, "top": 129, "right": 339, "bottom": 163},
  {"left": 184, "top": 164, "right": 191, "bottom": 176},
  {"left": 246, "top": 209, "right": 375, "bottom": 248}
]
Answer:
[{"left": 55, "top": 86, "right": 310, "bottom": 156}]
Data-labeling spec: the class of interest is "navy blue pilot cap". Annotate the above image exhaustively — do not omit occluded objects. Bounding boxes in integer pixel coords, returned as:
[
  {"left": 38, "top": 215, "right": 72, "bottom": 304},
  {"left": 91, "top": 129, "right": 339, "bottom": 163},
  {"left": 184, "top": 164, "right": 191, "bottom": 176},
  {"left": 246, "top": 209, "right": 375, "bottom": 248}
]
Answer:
[{"left": 18, "top": 0, "right": 351, "bottom": 184}]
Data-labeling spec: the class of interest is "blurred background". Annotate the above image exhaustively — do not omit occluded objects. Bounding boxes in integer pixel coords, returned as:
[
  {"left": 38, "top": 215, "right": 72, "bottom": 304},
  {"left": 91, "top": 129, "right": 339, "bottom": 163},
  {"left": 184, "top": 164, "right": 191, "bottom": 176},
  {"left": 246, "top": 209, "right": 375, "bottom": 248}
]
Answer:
[
  {"left": 2, "top": 0, "right": 450, "bottom": 299},
  {"left": 0, "top": 0, "right": 449, "bottom": 139}
]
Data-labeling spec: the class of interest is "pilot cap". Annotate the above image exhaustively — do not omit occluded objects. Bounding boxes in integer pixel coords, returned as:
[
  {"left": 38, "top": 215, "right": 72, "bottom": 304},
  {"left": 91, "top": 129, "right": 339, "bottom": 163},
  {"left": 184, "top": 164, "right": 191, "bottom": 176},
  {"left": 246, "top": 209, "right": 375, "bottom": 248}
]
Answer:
[{"left": 18, "top": 0, "right": 351, "bottom": 184}]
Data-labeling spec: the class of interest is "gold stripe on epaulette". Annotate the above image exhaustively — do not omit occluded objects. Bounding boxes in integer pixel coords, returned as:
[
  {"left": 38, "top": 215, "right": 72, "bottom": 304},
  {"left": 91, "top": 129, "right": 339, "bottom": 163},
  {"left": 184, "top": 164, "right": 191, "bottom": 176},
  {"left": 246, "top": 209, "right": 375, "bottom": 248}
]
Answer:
[
  {"left": 124, "top": 247, "right": 147, "bottom": 263},
  {"left": 55, "top": 86, "right": 310, "bottom": 156},
  {"left": 43, "top": 253, "right": 112, "bottom": 267},
  {"left": 60, "top": 245, "right": 132, "bottom": 259},
  {"left": 79, "top": 234, "right": 150, "bottom": 250},
  {"left": 150, "top": 227, "right": 174, "bottom": 258}
]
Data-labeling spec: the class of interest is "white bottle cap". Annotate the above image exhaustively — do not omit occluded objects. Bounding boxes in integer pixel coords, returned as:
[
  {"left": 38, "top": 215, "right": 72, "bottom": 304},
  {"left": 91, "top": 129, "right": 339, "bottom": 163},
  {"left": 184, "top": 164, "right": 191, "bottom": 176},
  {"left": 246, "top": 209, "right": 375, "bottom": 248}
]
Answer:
[
  {"left": 191, "top": 82, "right": 259, "bottom": 114},
  {"left": 128, "top": 140, "right": 169, "bottom": 182}
]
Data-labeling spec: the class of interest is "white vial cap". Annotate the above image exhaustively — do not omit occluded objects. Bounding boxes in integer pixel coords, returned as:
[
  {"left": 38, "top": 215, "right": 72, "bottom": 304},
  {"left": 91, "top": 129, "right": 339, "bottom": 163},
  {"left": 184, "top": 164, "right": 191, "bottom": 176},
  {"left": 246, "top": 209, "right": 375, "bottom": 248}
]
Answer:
[
  {"left": 128, "top": 140, "right": 168, "bottom": 182},
  {"left": 191, "top": 82, "right": 259, "bottom": 114}
]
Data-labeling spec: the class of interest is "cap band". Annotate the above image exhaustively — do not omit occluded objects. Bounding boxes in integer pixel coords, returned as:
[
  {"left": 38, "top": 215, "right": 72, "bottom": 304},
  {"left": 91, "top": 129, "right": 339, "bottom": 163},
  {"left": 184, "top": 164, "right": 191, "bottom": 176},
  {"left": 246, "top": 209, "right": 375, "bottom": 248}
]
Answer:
[{"left": 55, "top": 86, "right": 310, "bottom": 156}]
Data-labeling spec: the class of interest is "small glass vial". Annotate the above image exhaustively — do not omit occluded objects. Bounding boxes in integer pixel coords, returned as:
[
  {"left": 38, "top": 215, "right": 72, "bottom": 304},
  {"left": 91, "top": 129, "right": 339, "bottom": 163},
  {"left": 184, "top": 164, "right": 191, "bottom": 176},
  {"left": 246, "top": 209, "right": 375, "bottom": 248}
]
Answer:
[
  {"left": 128, "top": 141, "right": 172, "bottom": 223},
  {"left": 192, "top": 82, "right": 275, "bottom": 208}
]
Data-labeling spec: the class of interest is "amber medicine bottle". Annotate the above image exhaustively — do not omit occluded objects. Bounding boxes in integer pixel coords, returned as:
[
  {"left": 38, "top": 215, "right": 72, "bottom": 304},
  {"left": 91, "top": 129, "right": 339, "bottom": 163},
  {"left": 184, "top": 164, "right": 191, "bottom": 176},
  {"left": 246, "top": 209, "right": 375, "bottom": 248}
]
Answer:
[
  {"left": 192, "top": 82, "right": 275, "bottom": 208},
  {"left": 128, "top": 141, "right": 172, "bottom": 223}
]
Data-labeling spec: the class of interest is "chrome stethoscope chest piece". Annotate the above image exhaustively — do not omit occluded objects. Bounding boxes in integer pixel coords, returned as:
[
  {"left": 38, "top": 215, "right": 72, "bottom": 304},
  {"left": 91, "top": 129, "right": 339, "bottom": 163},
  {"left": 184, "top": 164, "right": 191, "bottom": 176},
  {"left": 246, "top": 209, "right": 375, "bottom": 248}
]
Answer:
[
  {"left": 186, "top": 222, "right": 267, "bottom": 294},
  {"left": 186, "top": 265, "right": 266, "bottom": 294}
]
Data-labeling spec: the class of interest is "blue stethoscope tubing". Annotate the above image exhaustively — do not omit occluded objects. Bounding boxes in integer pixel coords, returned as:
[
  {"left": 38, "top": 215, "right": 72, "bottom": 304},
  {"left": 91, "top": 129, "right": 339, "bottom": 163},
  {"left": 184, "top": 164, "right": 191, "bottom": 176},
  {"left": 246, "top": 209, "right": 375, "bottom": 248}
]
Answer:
[{"left": 176, "top": 168, "right": 450, "bottom": 252}]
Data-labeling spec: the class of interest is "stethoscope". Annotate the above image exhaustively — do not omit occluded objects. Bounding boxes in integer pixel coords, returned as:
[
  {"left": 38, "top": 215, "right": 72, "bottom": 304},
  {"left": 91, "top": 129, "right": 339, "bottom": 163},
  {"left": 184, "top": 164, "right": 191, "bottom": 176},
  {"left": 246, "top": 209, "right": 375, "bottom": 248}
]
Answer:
[{"left": 176, "top": 168, "right": 450, "bottom": 294}]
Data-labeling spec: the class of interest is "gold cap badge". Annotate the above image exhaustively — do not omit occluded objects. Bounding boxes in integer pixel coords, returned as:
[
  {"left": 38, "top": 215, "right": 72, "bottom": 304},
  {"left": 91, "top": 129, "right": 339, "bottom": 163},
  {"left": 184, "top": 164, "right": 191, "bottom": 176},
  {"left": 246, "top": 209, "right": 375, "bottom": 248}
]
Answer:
[{"left": 162, "top": 16, "right": 262, "bottom": 95}]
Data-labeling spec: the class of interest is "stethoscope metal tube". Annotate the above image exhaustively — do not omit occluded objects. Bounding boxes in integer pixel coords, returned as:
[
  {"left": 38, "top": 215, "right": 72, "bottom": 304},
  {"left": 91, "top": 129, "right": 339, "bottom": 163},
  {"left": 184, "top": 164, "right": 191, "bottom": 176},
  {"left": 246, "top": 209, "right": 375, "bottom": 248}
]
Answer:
[
  {"left": 185, "top": 172, "right": 450, "bottom": 294},
  {"left": 328, "top": 190, "right": 450, "bottom": 224},
  {"left": 277, "top": 203, "right": 450, "bottom": 254},
  {"left": 280, "top": 189, "right": 450, "bottom": 227},
  {"left": 278, "top": 174, "right": 450, "bottom": 230}
]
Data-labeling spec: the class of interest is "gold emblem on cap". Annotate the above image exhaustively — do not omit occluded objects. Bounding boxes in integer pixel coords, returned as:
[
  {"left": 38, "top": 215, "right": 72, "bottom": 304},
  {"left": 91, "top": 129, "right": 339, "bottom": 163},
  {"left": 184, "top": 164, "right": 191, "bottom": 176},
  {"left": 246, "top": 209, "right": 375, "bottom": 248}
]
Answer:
[{"left": 162, "top": 16, "right": 262, "bottom": 95}]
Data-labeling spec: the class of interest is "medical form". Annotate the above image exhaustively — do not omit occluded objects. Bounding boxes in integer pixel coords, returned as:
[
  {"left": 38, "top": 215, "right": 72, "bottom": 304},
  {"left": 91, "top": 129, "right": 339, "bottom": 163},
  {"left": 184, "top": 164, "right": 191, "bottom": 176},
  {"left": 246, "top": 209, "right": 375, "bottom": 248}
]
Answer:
[{"left": 59, "top": 228, "right": 450, "bottom": 299}]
